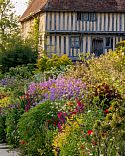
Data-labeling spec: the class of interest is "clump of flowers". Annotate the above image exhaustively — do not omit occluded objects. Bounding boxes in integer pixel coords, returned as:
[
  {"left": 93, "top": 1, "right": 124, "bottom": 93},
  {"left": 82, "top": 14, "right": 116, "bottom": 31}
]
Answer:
[
  {"left": 57, "top": 99, "right": 84, "bottom": 131},
  {"left": 23, "top": 76, "right": 86, "bottom": 110}
]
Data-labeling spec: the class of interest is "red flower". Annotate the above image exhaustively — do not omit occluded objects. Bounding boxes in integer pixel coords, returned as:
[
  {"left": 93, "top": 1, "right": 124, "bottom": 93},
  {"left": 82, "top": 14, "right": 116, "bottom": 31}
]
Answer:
[
  {"left": 77, "top": 101, "right": 82, "bottom": 106},
  {"left": 87, "top": 130, "right": 93, "bottom": 135},
  {"left": 104, "top": 109, "right": 109, "bottom": 114}
]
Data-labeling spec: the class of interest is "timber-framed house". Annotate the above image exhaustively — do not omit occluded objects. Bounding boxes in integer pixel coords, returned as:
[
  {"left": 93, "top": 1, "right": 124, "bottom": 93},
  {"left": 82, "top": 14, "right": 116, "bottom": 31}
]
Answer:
[{"left": 20, "top": 0, "right": 125, "bottom": 59}]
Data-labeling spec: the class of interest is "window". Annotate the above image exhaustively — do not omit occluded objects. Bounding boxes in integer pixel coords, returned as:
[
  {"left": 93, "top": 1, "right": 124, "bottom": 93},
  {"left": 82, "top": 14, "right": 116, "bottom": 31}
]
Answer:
[
  {"left": 71, "top": 36, "right": 80, "bottom": 48},
  {"left": 105, "top": 37, "right": 113, "bottom": 49},
  {"left": 77, "top": 13, "right": 96, "bottom": 21},
  {"left": 106, "top": 37, "right": 110, "bottom": 47}
]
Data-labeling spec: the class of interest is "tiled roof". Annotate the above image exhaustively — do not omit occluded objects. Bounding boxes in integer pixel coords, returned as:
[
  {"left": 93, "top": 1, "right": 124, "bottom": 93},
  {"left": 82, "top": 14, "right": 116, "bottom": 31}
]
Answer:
[
  {"left": 20, "top": 0, "right": 125, "bottom": 22},
  {"left": 19, "top": 0, "right": 47, "bottom": 21}
]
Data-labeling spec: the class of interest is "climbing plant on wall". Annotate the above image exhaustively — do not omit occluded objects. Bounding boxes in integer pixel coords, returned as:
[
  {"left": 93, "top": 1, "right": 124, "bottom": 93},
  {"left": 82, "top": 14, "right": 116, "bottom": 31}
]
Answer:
[{"left": 33, "top": 17, "right": 39, "bottom": 52}]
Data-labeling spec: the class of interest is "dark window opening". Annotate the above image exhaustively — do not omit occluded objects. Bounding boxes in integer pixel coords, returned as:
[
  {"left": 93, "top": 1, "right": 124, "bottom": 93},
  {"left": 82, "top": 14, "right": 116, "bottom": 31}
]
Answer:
[
  {"left": 77, "top": 12, "right": 81, "bottom": 20},
  {"left": 105, "top": 37, "right": 113, "bottom": 49},
  {"left": 71, "top": 36, "right": 80, "bottom": 49},
  {"left": 106, "top": 37, "right": 110, "bottom": 47},
  {"left": 77, "top": 13, "right": 96, "bottom": 21}
]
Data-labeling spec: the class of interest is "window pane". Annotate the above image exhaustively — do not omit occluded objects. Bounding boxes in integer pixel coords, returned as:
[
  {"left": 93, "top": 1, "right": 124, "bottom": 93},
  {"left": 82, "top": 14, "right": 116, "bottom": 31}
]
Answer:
[
  {"left": 106, "top": 37, "right": 111, "bottom": 47},
  {"left": 77, "top": 13, "right": 96, "bottom": 21},
  {"left": 82, "top": 13, "right": 88, "bottom": 21},
  {"left": 71, "top": 37, "right": 80, "bottom": 48},
  {"left": 75, "top": 37, "right": 79, "bottom": 42},
  {"left": 75, "top": 41, "right": 80, "bottom": 48}
]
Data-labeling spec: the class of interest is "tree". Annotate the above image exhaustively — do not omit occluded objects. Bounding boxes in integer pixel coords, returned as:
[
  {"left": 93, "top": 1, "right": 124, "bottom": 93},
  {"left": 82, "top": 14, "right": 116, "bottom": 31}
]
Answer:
[{"left": 0, "top": 0, "right": 19, "bottom": 52}]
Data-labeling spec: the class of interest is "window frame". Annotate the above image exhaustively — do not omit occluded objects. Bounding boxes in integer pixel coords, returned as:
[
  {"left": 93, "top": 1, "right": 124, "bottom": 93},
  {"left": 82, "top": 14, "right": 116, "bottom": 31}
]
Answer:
[
  {"left": 77, "top": 12, "right": 96, "bottom": 21},
  {"left": 105, "top": 37, "right": 111, "bottom": 48},
  {"left": 71, "top": 36, "right": 80, "bottom": 49},
  {"left": 105, "top": 37, "right": 113, "bottom": 49}
]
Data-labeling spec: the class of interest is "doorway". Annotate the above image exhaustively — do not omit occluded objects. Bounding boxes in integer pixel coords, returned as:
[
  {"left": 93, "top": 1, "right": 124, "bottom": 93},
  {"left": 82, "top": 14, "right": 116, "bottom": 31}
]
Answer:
[{"left": 92, "top": 38, "right": 104, "bottom": 56}]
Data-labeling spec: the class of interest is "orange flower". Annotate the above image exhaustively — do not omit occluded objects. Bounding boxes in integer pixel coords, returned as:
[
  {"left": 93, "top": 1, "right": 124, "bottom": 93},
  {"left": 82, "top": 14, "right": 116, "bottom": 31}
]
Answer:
[{"left": 20, "top": 140, "right": 26, "bottom": 145}]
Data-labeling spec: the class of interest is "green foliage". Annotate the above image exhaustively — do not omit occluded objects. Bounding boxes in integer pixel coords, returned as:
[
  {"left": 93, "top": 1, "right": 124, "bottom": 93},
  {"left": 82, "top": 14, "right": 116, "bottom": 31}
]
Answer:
[
  {"left": 0, "top": 114, "right": 6, "bottom": 143},
  {"left": 0, "top": 0, "right": 19, "bottom": 52},
  {"left": 116, "top": 40, "right": 125, "bottom": 50},
  {"left": 5, "top": 108, "right": 24, "bottom": 147},
  {"left": 33, "top": 17, "right": 39, "bottom": 51},
  {"left": 37, "top": 54, "right": 72, "bottom": 72},
  {"left": 1, "top": 40, "right": 125, "bottom": 155},
  {"left": 53, "top": 109, "right": 104, "bottom": 156},
  {"left": 6, "top": 64, "right": 35, "bottom": 79},
  {"left": 92, "top": 83, "right": 121, "bottom": 110},
  {"left": 92, "top": 99, "right": 125, "bottom": 156},
  {"left": 0, "top": 37, "right": 37, "bottom": 72},
  {"left": 18, "top": 100, "right": 62, "bottom": 156},
  {"left": 37, "top": 54, "right": 49, "bottom": 72}
]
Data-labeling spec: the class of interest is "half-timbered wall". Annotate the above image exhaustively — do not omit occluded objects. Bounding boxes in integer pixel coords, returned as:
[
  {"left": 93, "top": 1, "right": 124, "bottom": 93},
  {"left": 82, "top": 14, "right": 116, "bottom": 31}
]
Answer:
[
  {"left": 46, "top": 35, "right": 123, "bottom": 59},
  {"left": 46, "top": 12, "right": 125, "bottom": 32},
  {"left": 44, "top": 12, "right": 125, "bottom": 58},
  {"left": 21, "top": 11, "right": 125, "bottom": 59},
  {"left": 38, "top": 13, "right": 46, "bottom": 50}
]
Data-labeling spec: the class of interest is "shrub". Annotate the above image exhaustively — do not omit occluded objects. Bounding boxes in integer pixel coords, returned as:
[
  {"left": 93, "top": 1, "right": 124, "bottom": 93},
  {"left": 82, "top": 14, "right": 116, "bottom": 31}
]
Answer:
[
  {"left": 68, "top": 50, "right": 125, "bottom": 98},
  {"left": 7, "top": 64, "right": 35, "bottom": 79},
  {"left": 53, "top": 108, "right": 104, "bottom": 156},
  {"left": 90, "top": 98, "right": 125, "bottom": 156},
  {"left": 0, "top": 37, "right": 37, "bottom": 73},
  {"left": 18, "top": 100, "right": 64, "bottom": 156},
  {"left": 116, "top": 40, "right": 125, "bottom": 50},
  {"left": 37, "top": 54, "right": 72, "bottom": 72},
  {"left": 5, "top": 108, "right": 24, "bottom": 147},
  {"left": 37, "top": 54, "right": 49, "bottom": 72},
  {"left": 92, "top": 83, "right": 121, "bottom": 110},
  {"left": 0, "top": 114, "right": 6, "bottom": 143}
]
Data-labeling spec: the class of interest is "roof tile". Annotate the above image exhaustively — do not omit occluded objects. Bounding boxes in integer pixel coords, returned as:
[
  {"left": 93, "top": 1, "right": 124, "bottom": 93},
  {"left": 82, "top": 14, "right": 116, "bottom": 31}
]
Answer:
[{"left": 20, "top": 0, "right": 125, "bottom": 22}]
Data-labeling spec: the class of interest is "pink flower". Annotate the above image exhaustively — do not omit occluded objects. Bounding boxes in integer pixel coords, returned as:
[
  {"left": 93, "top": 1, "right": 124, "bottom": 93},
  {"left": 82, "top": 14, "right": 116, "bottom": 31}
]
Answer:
[
  {"left": 57, "top": 112, "right": 63, "bottom": 119},
  {"left": 58, "top": 122, "right": 62, "bottom": 131}
]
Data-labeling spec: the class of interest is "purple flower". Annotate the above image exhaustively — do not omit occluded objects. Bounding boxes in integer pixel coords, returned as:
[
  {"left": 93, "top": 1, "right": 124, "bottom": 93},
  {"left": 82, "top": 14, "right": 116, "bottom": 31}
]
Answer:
[{"left": 26, "top": 76, "right": 86, "bottom": 108}]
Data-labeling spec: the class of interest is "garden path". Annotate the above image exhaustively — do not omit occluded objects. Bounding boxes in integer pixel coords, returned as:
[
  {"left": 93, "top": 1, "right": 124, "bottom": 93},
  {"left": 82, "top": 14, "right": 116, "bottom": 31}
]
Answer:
[{"left": 0, "top": 144, "right": 19, "bottom": 156}]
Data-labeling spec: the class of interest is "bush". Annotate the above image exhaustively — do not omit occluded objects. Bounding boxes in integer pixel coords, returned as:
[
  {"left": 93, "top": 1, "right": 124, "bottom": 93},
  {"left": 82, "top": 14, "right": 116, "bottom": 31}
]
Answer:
[
  {"left": 37, "top": 54, "right": 72, "bottom": 72},
  {"left": 5, "top": 108, "right": 24, "bottom": 147},
  {"left": 0, "top": 114, "right": 6, "bottom": 143},
  {"left": 7, "top": 64, "right": 35, "bottom": 79},
  {"left": 53, "top": 108, "right": 104, "bottom": 156},
  {"left": 116, "top": 40, "right": 125, "bottom": 50},
  {"left": 0, "top": 37, "right": 37, "bottom": 73},
  {"left": 18, "top": 100, "right": 63, "bottom": 156}
]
